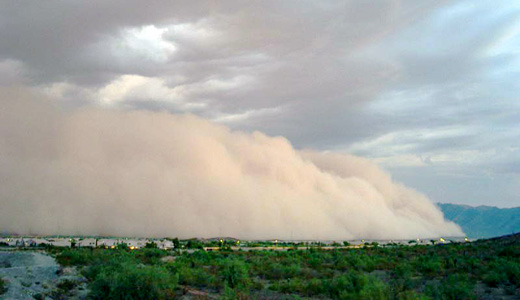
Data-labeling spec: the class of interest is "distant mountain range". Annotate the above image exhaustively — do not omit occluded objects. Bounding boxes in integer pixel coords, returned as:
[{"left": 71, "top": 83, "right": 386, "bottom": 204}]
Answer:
[{"left": 437, "top": 203, "right": 520, "bottom": 239}]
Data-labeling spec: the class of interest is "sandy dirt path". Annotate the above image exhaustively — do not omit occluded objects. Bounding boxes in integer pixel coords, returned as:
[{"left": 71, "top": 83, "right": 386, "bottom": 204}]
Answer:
[{"left": 0, "top": 251, "right": 61, "bottom": 299}]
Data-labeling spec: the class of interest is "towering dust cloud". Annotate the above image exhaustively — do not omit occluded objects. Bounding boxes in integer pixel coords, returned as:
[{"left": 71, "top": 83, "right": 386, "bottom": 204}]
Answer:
[{"left": 0, "top": 88, "right": 463, "bottom": 239}]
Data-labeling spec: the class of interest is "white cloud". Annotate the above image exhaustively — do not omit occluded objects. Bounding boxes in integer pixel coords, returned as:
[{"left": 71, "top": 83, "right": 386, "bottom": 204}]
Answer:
[
  {"left": 213, "top": 106, "right": 282, "bottom": 124},
  {"left": 118, "top": 25, "right": 177, "bottom": 61},
  {"left": 97, "top": 75, "right": 181, "bottom": 106}
]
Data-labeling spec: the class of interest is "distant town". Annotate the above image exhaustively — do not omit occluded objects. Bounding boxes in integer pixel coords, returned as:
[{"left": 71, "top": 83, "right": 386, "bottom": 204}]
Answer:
[{"left": 0, "top": 236, "right": 470, "bottom": 251}]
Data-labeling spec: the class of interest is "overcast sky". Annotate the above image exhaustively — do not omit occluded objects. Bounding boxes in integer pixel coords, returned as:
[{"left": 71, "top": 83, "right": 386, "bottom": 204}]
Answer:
[{"left": 1, "top": 0, "right": 518, "bottom": 207}]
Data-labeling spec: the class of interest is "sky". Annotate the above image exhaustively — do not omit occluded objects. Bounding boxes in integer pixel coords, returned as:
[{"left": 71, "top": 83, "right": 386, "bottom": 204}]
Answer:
[{"left": 0, "top": 0, "right": 519, "bottom": 208}]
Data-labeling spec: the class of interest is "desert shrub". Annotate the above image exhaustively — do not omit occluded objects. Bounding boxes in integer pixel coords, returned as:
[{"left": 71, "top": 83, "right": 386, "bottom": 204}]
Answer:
[
  {"left": 307, "top": 255, "right": 323, "bottom": 269},
  {"left": 426, "top": 274, "right": 475, "bottom": 300},
  {"left": 176, "top": 265, "right": 215, "bottom": 287},
  {"left": 218, "top": 257, "right": 250, "bottom": 289},
  {"left": 186, "top": 239, "right": 204, "bottom": 249},
  {"left": 328, "top": 273, "right": 387, "bottom": 299},
  {"left": 190, "top": 249, "right": 214, "bottom": 264},
  {"left": 270, "top": 278, "right": 305, "bottom": 294},
  {"left": 482, "top": 271, "right": 506, "bottom": 287},
  {"left": 250, "top": 279, "right": 264, "bottom": 290},
  {"left": 394, "top": 262, "right": 413, "bottom": 278},
  {"left": 89, "top": 263, "right": 177, "bottom": 300},
  {"left": 49, "top": 279, "right": 80, "bottom": 299},
  {"left": 271, "top": 262, "right": 288, "bottom": 279},
  {"left": 358, "top": 276, "right": 388, "bottom": 300},
  {"left": 260, "top": 262, "right": 302, "bottom": 280},
  {"left": 81, "top": 253, "right": 136, "bottom": 281},
  {"left": 504, "top": 263, "right": 520, "bottom": 286},
  {"left": 498, "top": 245, "right": 520, "bottom": 257},
  {"left": 329, "top": 272, "right": 357, "bottom": 297},
  {"left": 56, "top": 248, "right": 94, "bottom": 266},
  {"left": 137, "top": 248, "right": 167, "bottom": 264},
  {"left": 56, "top": 279, "right": 78, "bottom": 292},
  {"left": 398, "top": 290, "right": 430, "bottom": 300},
  {"left": 284, "top": 263, "right": 303, "bottom": 279},
  {"left": 144, "top": 241, "right": 157, "bottom": 248},
  {"left": 443, "top": 274, "right": 475, "bottom": 299},
  {"left": 391, "top": 263, "right": 418, "bottom": 297},
  {"left": 304, "top": 278, "right": 327, "bottom": 296},
  {"left": 424, "top": 281, "right": 442, "bottom": 299},
  {"left": 221, "top": 283, "right": 250, "bottom": 300},
  {"left": 0, "top": 277, "right": 7, "bottom": 295},
  {"left": 417, "top": 256, "right": 443, "bottom": 277},
  {"left": 344, "top": 252, "right": 376, "bottom": 272}
]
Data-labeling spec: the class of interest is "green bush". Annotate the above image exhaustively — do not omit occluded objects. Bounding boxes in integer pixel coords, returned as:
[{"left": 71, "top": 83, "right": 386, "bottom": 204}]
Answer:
[
  {"left": 391, "top": 263, "right": 417, "bottom": 297},
  {"left": 329, "top": 272, "right": 357, "bottom": 297},
  {"left": 418, "top": 256, "right": 444, "bottom": 277},
  {"left": 344, "top": 252, "right": 376, "bottom": 272},
  {"left": 144, "top": 241, "right": 158, "bottom": 248},
  {"left": 426, "top": 274, "right": 475, "bottom": 300},
  {"left": 358, "top": 276, "right": 388, "bottom": 300},
  {"left": 176, "top": 265, "right": 215, "bottom": 287},
  {"left": 482, "top": 271, "right": 506, "bottom": 288},
  {"left": 221, "top": 283, "right": 250, "bottom": 300},
  {"left": 186, "top": 239, "right": 204, "bottom": 249},
  {"left": 0, "top": 277, "right": 7, "bottom": 295},
  {"left": 89, "top": 263, "right": 177, "bottom": 300},
  {"left": 398, "top": 290, "right": 429, "bottom": 300},
  {"left": 270, "top": 278, "right": 305, "bottom": 294},
  {"left": 137, "top": 248, "right": 167, "bottom": 264},
  {"left": 56, "top": 249, "right": 93, "bottom": 266},
  {"left": 304, "top": 278, "right": 327, "bottom": 296},
  {"left": 504, "top": 263, "right": 520, "bottom": 286},
  {"left": 219, "top": 258, "right": 250, "bottom": 289}
]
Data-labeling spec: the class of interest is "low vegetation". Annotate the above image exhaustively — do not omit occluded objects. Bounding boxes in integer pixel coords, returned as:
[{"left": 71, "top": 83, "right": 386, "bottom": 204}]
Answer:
[
  {"left": 0, "top": 276, "right": 7, "bottom": 295},
  {"left": 47, "top": 234, "right": 520, "bottom": 299}
]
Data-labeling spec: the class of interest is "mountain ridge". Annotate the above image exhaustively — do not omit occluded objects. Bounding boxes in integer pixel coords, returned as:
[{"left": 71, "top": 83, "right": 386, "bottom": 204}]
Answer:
[{"left": 437, "top": 202, "right": 519, "bottom": 238}]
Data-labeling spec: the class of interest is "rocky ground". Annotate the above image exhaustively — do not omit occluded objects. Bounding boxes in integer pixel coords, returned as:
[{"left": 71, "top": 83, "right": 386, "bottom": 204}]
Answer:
[{"left": 0, "top": 250, "right": 87, "bottom": 300}]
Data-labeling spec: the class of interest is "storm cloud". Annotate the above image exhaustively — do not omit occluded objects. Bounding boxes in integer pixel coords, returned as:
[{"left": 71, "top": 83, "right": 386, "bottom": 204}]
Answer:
[
  {"left": 0, "top": 88, "right": 462, "bottom": 239},
  {"left": 0, "top": 0, "right": 518, "bottom": 239}
]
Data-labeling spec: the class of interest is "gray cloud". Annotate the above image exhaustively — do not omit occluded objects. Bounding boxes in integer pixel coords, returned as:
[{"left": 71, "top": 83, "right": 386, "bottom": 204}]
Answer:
[{"left": 0, "top": 0, "right": 518, "bottom": 215}]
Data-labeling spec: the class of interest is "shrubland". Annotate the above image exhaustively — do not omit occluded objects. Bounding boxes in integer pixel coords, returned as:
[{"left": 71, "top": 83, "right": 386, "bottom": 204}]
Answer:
[
  {"left": 0, "top": 276, "right": 7, "bottom": 295},
  {"left": 47, "top": 235, "right": 520, "bottom": 299}
]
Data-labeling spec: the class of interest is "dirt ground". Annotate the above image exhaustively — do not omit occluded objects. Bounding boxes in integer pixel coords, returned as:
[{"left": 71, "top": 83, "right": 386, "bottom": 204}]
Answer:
[{"left": 0, "top": 250, "right": 87, "bottom": 299}]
